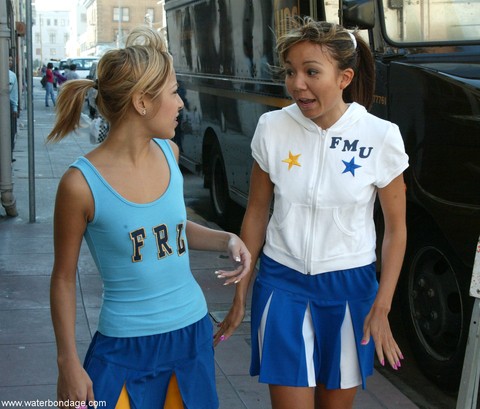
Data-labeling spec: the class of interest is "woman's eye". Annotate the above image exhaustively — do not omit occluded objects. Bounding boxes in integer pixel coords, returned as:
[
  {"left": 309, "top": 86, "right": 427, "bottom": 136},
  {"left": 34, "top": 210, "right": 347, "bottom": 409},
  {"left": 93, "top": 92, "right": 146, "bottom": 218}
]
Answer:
[{"left": 307, "top": 69, "right": 318, "bottom": 76}]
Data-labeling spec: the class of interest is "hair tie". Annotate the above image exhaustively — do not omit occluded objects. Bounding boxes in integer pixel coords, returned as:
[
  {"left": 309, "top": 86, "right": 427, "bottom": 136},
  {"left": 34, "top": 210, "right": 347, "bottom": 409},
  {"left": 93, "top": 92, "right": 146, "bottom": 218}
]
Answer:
[
  {"left": 348, "top": 32, "right": 357, "bottom": 49},
  {"left": 93, "top": 79, "right": 99, "bottom": 90}
]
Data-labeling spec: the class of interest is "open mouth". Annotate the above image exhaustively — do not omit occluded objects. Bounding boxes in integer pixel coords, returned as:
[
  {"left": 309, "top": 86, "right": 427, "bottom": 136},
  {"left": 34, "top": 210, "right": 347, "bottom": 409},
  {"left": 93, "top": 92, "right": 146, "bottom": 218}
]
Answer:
[{"left": 297, "top": 98, "right": 316, "bottom": 109}]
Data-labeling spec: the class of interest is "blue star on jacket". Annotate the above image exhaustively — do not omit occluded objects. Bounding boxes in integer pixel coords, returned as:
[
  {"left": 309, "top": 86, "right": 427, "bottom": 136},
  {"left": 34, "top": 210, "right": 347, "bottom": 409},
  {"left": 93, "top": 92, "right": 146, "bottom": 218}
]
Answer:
[{"left": 342, "top": 157, "right": 361, "bottom": 176}]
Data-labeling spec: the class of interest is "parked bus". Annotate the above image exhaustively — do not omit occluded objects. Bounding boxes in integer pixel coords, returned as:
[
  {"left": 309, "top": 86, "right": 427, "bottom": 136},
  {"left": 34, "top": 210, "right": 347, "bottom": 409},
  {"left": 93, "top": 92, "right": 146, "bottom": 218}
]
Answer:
[{"left": 165, "top": 0, "right": 480, "bottom": 391}]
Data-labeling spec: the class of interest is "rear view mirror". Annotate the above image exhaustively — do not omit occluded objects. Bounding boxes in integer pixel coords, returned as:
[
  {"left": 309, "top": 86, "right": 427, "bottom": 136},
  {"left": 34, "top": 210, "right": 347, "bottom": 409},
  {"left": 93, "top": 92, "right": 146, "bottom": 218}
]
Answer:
[{"left": 343, "top": 0, "right": 375, "bottom": 29}]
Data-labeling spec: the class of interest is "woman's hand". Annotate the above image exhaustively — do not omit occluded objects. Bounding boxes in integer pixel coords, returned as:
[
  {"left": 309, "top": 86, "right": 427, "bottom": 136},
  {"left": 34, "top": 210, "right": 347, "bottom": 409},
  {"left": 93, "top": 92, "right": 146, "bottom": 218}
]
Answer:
[
  {"left": 215, "top": 234, "right": 252, "bottom": 286},
  {"left": 213, "top": 301, "right": 246, "bottom": 347},
  {"left": 366, "top": 174, "right": 406, "bottom": 370},
  {"left": 57, "top": 358, "right": 95, "bottom": 407},
  {"left": 362, "top": 305, "right": 404, "bottom": 370},
  {"left": 212, "top": 234, "right": 251, "bottom": 346}
]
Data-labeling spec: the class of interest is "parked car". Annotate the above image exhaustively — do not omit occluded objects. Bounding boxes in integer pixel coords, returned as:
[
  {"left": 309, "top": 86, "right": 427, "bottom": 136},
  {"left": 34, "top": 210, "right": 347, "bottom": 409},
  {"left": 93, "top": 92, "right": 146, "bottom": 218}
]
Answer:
[
  {"left": 65, "top": 57, "right": 99, "bottom": 79},
  {"left": 58, "top": 59, "right": 68, "bottom": 74},
  {"left": 47, "top": 59, "right": 60, "bottom": 69}
]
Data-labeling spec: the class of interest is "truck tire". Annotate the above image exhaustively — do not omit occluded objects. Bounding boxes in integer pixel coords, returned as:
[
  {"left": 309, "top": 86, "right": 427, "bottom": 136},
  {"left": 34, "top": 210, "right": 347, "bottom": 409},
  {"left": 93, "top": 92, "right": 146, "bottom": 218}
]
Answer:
[{"left": 399, "top": 220, "right": 472, "bottom": 391}]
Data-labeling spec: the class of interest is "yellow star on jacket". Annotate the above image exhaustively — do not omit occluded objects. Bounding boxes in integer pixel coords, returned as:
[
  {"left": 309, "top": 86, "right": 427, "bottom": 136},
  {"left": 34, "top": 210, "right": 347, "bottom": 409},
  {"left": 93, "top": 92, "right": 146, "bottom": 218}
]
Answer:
[{"left": 282, "top": 151, "right": 301, "bottom": 170}]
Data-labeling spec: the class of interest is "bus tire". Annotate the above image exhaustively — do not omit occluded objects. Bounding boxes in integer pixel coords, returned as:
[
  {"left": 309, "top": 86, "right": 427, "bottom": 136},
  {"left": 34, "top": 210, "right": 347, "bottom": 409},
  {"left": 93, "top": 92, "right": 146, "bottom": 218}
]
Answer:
[
  {"left": 399, "top": 219, "right": 472, "bottom": 391},
  {"left": 209, "top": 142, "right": 233, "bottom": 229}
]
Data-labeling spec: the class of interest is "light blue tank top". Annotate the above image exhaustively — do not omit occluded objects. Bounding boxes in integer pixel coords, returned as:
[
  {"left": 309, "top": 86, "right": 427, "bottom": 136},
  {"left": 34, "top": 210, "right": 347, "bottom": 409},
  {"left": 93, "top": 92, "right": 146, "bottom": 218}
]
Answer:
[{"left": 71, "top": 139, "right": 207, "bottom": 337}]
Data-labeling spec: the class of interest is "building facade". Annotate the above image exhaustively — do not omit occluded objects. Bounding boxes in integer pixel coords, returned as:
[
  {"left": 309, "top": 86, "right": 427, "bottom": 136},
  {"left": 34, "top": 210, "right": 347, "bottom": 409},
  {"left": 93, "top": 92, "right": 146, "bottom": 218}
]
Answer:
[
  {"left": 82, "top": 0, "right": 166, "bottom": 57},
  {"left": 30, "top": 0, "right": 165, "bottom": 64},
  {"left": 32, "top": 9, "right": 71, "bottom": 65}
]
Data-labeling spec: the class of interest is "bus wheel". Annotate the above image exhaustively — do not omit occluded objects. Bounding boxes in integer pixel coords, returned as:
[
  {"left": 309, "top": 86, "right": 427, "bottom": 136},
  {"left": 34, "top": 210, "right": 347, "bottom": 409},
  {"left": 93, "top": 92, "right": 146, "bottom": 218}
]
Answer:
[
  {"left": 209, "top": 142, "right": 231, "bottom": 228},
  {"left": 399, "top": 222, "right": 471, "bottom": 391}
]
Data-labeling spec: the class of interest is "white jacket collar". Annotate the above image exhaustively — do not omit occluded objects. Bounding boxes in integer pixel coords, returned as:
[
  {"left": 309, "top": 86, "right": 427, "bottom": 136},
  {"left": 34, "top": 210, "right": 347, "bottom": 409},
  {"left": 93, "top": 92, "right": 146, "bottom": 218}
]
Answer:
[{"left": 283, "top": 101, "right": 367, "bottom": 133}]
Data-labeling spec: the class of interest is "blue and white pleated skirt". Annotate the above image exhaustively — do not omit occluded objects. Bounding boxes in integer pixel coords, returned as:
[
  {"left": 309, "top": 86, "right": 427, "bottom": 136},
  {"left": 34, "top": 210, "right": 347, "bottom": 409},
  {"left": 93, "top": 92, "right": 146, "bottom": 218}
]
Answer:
[
  {"left": 83, "top": 314, "right": 218, "bottom": 408},
  {"left": 250, "top": 253, "right": 378, "bottom": 390}
]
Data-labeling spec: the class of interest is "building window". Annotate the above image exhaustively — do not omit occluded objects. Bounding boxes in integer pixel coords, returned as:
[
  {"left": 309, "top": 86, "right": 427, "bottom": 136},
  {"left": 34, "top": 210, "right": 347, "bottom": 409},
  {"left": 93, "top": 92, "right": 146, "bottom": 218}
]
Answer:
[
  {"left": 47, "top": 19, "right": 51, "bottom": 26},
  {"left": 35, "top": 33, "right": 40, "bottom": 43},
  {"left": 54, "top": 19, "right": 58, "bottom": 26},
  {"left": 64, "top": 33, "right": 69, "bottom": 43},
  {"left": 113, "top": 7, "right": 129, "bottom": 22}
]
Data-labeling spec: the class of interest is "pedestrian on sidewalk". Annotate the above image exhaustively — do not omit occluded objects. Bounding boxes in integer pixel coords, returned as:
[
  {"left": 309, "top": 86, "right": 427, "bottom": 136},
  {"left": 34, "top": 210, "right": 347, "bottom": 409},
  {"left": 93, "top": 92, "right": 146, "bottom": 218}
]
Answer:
[
  {"left": 8, "top": 55, "right": 19, "bottom": 156},
  {"left": 53, "top": 67, "right": 67, "bottom": 91},
  {"left": 44, "top": 62, "right": 56, "bottom": 107},
  {"left": 48, "top": 26, "right": 251, "bottom": 409},
  {"left": 64, "top": 63, "right": 79, "bottom": 81},
  {"left": 216, "top": 17, "right": 409, "bottom": 409}
]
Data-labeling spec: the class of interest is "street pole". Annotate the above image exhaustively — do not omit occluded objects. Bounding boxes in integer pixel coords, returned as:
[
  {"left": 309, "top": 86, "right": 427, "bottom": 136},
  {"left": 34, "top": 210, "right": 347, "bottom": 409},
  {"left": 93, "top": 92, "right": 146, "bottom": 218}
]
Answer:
[
  {"left": 117, "top": 0, "right": 122, "bottom": 47},
  {"left": 25, "top": 0, "right": 36, "bottom": 222},
  {"left": 39, "top": 12, "right": 42, "bottom": 65}
]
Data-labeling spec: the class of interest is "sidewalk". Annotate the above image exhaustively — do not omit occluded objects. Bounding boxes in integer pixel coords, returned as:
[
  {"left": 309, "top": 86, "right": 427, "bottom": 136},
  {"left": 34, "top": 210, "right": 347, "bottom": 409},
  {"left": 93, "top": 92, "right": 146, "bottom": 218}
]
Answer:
[{"left": 0, "top": 78, "right": 419, "bottom": 408}]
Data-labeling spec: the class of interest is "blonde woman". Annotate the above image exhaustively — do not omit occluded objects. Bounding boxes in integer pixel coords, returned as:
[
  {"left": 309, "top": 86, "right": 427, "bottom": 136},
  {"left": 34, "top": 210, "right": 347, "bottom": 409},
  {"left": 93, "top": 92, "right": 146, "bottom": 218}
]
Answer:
[{"left": 49, "top": 26, "right": 251, "bottom": 408}]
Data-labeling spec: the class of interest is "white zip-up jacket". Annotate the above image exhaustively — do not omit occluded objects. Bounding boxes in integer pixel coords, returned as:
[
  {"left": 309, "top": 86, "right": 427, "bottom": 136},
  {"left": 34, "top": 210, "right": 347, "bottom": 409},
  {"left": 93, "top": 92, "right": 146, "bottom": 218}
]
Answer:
[{"left": 252, "top": 102, "right": 409, "bottom": 275}]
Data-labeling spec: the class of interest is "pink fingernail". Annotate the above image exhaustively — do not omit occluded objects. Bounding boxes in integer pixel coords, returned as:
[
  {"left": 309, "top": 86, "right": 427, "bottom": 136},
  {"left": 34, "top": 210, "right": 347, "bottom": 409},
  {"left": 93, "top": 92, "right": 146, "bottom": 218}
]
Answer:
[
  {"left": 360, "top": 339, "right": 368, "bottom": 345},
  {"left": 220, "top": 335, "right": 226, "bottom": 342},
  {"left": 381, "top": 359, "right": 385, "bottom": 366}
]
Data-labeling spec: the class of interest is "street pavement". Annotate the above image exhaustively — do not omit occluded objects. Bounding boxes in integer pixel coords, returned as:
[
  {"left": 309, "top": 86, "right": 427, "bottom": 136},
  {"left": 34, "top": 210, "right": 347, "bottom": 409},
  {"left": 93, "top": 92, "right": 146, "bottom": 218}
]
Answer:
[{"left": 0, "top": 78, "right": 419, "bottom": 408}]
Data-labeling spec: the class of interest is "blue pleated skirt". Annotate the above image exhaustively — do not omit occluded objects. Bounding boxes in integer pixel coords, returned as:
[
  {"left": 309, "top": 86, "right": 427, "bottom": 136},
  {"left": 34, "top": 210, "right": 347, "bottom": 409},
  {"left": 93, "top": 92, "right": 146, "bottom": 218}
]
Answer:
[
  {"left": 83, "top": 314, "right": 218, "bottom": 408},
  {"left": 250, "top": 253, "right": 378, "bottom": 390}
]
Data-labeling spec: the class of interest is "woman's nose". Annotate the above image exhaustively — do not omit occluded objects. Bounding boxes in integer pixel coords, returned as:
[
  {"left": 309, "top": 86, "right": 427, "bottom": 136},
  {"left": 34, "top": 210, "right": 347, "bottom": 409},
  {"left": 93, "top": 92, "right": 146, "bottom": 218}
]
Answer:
[
  {"left": 177, "top": 96, "right": 184, "bottom": 110},
  {"left": 291, "top": 74, "right": 307, "bottom": 91}
]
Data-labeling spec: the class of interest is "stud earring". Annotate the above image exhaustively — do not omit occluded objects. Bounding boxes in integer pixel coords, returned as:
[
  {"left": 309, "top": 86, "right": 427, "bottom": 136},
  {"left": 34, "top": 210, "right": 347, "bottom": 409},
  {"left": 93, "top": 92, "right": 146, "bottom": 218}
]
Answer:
[{"left": 142, "top": 108, "right": 146, "bottom": 116}]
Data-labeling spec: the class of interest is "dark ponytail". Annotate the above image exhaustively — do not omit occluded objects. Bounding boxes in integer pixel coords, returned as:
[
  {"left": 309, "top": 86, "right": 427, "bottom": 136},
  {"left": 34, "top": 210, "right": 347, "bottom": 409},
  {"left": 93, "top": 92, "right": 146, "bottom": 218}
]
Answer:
[{"left": 343, "top": 33, "right": 375, "bottom": 110}]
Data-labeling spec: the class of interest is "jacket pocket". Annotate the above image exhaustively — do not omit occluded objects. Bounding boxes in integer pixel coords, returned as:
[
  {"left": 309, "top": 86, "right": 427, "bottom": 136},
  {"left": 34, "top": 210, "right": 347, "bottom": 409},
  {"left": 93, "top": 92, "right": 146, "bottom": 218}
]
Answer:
[
  {"left": 313, "top": 205, "right": 366, "bottom": 261},
  {"left": 267, "top": 202, "right": 309, "bottom": 260}
]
